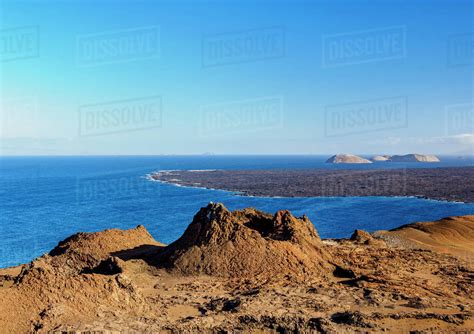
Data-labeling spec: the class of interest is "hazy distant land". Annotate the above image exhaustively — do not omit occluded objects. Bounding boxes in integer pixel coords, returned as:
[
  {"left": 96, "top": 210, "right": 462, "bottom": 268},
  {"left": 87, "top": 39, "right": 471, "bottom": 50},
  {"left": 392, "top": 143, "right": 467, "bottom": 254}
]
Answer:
[
  {"left": 152, "top": 167, "right": 474, "bottom": 203},
  {"left": 325, "top": 153, "right": 441, "bottom": 164}
]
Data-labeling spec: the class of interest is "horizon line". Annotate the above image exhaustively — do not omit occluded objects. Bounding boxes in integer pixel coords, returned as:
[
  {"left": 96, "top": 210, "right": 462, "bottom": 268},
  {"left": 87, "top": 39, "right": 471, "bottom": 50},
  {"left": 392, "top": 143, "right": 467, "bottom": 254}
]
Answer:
[{"left": 0, "top": 153, "right": 472, "bottom": 158}]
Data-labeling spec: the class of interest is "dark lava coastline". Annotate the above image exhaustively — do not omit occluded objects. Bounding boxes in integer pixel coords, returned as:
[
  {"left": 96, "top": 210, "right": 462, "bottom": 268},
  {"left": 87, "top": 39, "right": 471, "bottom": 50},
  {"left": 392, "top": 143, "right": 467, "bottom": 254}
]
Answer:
[{"left": 151, "top": 167, "right": 474, "bottom": 203}]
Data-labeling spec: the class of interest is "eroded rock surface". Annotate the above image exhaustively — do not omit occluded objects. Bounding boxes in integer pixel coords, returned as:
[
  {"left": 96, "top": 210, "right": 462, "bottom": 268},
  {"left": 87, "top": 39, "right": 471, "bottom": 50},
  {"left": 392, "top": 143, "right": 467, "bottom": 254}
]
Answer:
[{"left": 155, "top": 203, "right": 332, "bottom": 280}]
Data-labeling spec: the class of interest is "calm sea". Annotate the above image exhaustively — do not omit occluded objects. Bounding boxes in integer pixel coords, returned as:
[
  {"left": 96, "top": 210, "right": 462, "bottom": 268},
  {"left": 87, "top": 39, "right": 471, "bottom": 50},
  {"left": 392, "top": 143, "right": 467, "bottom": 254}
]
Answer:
[{"left": 0, "top": 155, "right": 473, "bottom": 268}]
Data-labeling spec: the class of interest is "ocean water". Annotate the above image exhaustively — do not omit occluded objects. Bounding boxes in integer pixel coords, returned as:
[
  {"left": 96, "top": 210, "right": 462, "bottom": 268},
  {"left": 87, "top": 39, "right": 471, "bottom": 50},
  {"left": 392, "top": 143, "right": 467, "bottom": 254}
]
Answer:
[{"left": 0, "top": 155, "right": 473, "bottom": 268}]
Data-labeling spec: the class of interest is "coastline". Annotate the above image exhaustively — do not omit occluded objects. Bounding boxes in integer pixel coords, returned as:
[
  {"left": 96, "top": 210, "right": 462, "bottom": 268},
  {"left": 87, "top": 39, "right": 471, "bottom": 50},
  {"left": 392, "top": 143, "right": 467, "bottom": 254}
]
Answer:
[
  {"left": 149, "top": 167, "right": 474, "bottom": 203},
  {"left": 148, "top": 174, "right": 468, "bottom": 204}
]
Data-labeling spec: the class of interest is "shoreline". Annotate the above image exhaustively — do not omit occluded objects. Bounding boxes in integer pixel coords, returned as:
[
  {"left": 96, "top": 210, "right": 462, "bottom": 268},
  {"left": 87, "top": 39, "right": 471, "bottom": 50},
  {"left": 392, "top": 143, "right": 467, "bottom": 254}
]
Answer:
[
  {"left": 149, "top": 167, "right": 474, "bottom": 203},
  {"left": 148, "top": 174, "right": 469, "bottom": 204}
]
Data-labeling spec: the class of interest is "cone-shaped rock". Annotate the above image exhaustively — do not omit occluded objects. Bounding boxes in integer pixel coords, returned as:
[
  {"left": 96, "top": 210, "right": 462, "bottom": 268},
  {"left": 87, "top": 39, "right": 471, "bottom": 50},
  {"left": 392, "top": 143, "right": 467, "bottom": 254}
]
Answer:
[{"left": 155, "top": 203, "right": 332, "bottom": 279}]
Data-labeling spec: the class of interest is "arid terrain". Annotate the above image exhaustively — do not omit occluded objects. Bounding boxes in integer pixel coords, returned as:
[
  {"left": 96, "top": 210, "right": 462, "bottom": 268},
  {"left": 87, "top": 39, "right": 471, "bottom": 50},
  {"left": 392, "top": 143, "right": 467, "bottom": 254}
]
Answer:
[
  {"left": 151, "top": 167, "right": 474, "bottom": 202},
  {"left": 0, "top": 203, "right": 473, "bottom": 333}
]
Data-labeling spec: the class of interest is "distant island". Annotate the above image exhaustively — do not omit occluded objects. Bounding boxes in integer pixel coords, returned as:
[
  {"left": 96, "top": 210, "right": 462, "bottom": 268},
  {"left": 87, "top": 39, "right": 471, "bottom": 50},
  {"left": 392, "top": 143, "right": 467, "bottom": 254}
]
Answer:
[
  {"left": 326, "top": 154, "right": 372, "bottom": 164},
  {"left": 370, "top": 154, "right": 440, "bottom": 163},
  {"left": 326, "top": 153, "right": 440, "bottom": 164},
  {"left": 371, "top": 155, "right": 391, "bottom": 162}
]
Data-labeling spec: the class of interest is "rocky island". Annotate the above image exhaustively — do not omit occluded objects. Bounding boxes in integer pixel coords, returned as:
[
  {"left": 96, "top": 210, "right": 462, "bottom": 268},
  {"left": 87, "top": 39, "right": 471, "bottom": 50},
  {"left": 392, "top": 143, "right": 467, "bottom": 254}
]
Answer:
[
  {"left": 370, "top": 154, "right": 441, "bottom": 163},
  {"left": 327, "top": 154, "right": 440, "bottom": 164},
  {"left": 326, "top": 154, "right": 372, "bottom": 164},
  {"left": 0, "top": 203, "right": 473, "bottom": 332},
  {"left": 371, "top": 155, "right": 391, "bottom": 162},
  {"left": 389, "top": 154, "right": 440, "bottom": 162}
]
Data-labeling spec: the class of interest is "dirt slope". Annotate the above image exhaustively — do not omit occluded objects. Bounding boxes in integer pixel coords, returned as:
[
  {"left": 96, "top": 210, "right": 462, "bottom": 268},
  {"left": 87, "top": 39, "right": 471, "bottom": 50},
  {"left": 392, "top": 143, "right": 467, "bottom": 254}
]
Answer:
[
  {"left": 48, "top": 224, "right": 163, "bottom": 273},
  {"left": 374, "top": 215, "right": 474, "bottom": 260},
  {"left": 0, "top": 225, "right": 160, "bottom": 333}
]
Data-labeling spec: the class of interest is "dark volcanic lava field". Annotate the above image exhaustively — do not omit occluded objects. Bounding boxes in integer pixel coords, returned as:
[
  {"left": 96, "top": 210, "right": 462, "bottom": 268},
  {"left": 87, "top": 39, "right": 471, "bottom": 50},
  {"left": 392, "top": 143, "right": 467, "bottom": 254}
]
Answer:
[{"left": 152, "top": 167, "right": 474, "bottom": 203}]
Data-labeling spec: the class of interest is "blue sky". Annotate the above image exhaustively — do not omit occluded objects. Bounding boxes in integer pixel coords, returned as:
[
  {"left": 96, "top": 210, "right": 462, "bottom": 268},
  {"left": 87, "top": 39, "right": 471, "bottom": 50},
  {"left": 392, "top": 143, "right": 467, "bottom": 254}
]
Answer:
[{"left": 0, "top": 0, "right": 473, "bottom": 155}]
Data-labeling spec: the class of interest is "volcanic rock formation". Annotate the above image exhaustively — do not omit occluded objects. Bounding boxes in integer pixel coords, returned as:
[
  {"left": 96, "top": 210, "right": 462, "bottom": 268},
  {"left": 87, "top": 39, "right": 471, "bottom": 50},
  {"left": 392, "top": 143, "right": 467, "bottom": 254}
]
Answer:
[
  {"left": 48, "top": 225, "right": 163, "bottom": 273},
  {"left": 154, "top": 203, "right": 333, "bottom": 280},
  {"left": 326, "top": 154, "right": 372, "bottom": 164}
]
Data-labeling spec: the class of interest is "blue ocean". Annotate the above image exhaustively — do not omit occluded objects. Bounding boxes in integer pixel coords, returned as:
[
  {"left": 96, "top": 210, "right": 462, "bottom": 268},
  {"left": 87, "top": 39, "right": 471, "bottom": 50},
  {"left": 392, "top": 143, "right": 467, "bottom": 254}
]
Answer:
[{"left": 0, "top": 155, "right": 473, "bottom": 268}]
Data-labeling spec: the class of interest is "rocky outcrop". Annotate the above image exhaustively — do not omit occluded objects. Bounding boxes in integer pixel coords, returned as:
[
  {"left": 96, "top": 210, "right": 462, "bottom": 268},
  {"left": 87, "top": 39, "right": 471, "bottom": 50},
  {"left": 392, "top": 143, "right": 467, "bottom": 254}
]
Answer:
[
  {"left": 326, "top": 154, "right": 372, "bottom": 164},
  {"left": 350, "top": 229, "right": 386, "bottom": 247},
  {"left": 0, "top": 226, "right": 155, "bottom": 333},
  {"left": 154, "top": 203, "right": 333, "bottom": 279},
  {"left": 389, "top": 154, "right": 440, "bottom": 162},
  {"left": 48, "top": 225, "right": 163, "bottom": 273}
]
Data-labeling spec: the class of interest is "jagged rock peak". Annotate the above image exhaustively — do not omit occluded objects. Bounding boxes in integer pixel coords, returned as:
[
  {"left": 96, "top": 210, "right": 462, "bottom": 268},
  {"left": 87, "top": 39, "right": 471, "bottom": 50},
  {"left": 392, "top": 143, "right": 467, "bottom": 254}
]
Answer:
[{"left": 156, "top": 203, "right": 332, "bottom": 279}]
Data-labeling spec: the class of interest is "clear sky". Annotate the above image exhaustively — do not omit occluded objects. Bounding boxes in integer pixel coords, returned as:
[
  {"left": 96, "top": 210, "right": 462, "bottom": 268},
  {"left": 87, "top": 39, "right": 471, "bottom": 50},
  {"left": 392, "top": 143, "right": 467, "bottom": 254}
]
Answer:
[{"left": 0, "top": 0, "right": 473, "bottom": 155}]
